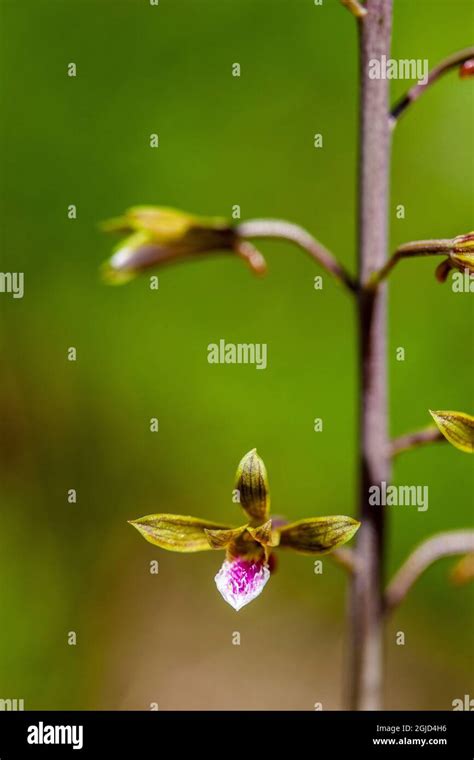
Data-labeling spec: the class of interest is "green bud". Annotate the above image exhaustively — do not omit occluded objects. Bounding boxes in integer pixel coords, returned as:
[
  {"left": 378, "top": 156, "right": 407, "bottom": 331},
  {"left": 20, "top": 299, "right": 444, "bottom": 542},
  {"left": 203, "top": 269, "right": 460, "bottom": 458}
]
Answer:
[
  {"left": 235, "top": 449, "right": 270, "bottom": 524},
  {"left": 101, "top": 206, "right": 235, "bottom": 283},
  {"left": 101, "top": 205, "right": 266, "bottom": 283},
  {"left": 429, "top": 410, "right": 474, "bottom": 453}
]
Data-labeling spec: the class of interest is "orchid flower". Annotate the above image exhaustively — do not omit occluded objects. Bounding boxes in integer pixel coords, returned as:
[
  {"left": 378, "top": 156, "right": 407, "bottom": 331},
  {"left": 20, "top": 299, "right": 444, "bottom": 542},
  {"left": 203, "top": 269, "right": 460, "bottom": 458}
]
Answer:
[{"left": 129, "top": 449, "right": 360, "bottom": 611}]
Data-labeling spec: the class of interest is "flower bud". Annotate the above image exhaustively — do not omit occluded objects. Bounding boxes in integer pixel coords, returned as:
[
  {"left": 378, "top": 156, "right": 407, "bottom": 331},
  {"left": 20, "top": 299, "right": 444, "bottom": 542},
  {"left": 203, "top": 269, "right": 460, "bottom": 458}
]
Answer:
[
  {"left": 101, "top": 206, "right": 235, "bottom": 283},
  {"left": 101, "top": 205, "right": 266, "bottom": 283},
  {"left": 450, "top": 554, "right": 474, "bottom": 585},
  {"left": 459, "top": 59, "right": 474, "bottom": 78},
  {"left": 429, "top": 410, "right": 474, "bottom": 454},
  {"left": 450, "top": 231, "right": 474, "bottom": 274},
  {"left": 235, "top": 449, "right": 270, "bottom": 524}
]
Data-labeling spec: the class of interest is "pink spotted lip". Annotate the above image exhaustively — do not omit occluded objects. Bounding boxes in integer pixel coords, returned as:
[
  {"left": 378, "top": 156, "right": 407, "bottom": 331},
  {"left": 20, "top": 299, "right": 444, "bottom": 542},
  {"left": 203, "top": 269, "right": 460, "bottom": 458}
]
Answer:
[{"left": 214, "top": 557, "right": 270, "bottom": 611}]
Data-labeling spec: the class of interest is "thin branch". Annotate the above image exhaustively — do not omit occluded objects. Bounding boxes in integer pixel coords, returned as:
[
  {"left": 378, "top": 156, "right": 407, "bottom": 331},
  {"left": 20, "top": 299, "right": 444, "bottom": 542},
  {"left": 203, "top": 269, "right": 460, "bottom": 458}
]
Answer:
[
  {"left": 384, "top": 530, "right": 474, "bottom": 615},
  {"left": 340, "top": 0, "right": 367, "bottom": 19},
  {"left": 236, "top": 219, "right": 357, "bottom": 292},
  {"left": 368, "top": 237, "right": 454, "bottom": 288},
  {"left": 390, "top": 47, "right": 474, "bottom": 127},
  {"left": 389, "top": 427, "right": 444, "bottom": 458},
  {"left": 331, "top": 547, "right": 358, "bottom": 574}
]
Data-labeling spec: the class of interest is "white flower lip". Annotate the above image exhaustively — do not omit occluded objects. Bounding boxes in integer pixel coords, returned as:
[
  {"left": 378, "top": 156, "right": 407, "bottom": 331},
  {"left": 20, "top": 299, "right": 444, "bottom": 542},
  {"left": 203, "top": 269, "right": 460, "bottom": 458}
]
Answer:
[{"left": 214, "top": 557, "right": 270, "bottom": 611}]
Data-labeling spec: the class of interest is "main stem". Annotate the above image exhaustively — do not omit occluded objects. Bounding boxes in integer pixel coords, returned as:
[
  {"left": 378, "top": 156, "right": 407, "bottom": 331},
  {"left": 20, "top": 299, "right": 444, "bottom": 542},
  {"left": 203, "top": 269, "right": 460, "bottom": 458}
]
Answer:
[{"left": 348, "top": 0, "right": 392, "bottom": 710}]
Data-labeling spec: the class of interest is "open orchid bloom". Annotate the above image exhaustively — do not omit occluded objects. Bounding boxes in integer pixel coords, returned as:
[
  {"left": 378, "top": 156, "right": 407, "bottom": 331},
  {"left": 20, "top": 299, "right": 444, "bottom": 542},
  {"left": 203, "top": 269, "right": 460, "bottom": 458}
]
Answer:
[
  {"left": 101, "top": 206, "right": 266, "bottom": 283},
  {"left": 129, "top": 449, "right": 360, "bottom": 611}
]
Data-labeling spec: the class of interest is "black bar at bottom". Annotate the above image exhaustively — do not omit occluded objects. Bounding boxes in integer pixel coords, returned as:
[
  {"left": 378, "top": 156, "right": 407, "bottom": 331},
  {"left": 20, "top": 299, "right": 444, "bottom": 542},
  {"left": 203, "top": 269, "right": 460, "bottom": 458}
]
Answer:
[{"left": 0, "top": 710, "right": 472, "bottom": 757}]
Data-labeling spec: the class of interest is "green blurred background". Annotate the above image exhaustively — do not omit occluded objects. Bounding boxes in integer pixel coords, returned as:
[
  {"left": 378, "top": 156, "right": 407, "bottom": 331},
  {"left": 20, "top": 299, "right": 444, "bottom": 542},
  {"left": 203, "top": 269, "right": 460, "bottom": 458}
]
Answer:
[{"left": 0, "top": 0, "right": 472, "bottom": 710}]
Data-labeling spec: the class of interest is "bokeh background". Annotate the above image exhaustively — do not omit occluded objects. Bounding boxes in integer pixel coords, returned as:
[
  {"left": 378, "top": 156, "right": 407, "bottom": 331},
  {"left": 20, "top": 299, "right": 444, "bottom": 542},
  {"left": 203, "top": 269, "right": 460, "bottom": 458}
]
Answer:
[{"left": 0, "top": 0, "right": 472, "bottom": 710}]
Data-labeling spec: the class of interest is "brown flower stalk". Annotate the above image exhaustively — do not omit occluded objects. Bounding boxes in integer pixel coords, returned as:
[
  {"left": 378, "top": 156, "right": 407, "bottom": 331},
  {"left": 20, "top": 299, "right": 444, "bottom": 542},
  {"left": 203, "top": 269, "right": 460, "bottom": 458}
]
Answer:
[
  {"left": 384, "top": 531, "right": 474, "bottom": 614},
  {"left": 390, "top": 47, "right": 474, "bottom": 127}
]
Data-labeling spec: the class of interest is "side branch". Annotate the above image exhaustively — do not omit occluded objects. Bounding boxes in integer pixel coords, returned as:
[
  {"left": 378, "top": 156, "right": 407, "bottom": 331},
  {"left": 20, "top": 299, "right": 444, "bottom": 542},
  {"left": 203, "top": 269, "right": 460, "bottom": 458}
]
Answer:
[
  {"left": 384, "top": 530, "right": 474, "bottom": 615},
  {"left": 389, "top": 427, "right": 444, "bottom": 458},
  {"left": 368, "top": 238, "right": 454, "bottom": 288},
  {"left": 236, "top": 219, "right": 357, "bottom": 292},
  {"left": 390, "top": 47, "right": 474, "bottom": 127},
  {"left": 331, "top": 547, "right": 358, "bottom": 574},
  {"left": 340, "top": 0, "right": 367, "bottom": 19}
]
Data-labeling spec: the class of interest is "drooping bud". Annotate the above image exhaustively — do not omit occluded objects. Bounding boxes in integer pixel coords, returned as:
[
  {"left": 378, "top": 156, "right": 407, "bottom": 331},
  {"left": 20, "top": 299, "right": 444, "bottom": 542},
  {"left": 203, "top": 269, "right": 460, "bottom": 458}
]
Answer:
[
  {"left": 459, "top": 59, "right": 474, "bottom": 78},
  {"left": 235, "top": 449, "right": 270, "bottom": 524},
  {"left": 101, "top": 206, "right": 266, "bottom": 283}
]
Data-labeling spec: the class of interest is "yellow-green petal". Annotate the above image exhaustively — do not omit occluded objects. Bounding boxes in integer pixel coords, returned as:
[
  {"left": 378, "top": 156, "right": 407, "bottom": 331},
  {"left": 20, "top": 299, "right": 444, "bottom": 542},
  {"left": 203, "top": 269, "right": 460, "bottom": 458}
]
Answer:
[
  {"left": 128, "top": 514, "right": 233, "bottom": 552},
  {"left": 277, "top": 516, "right": 360, "bottom": 555},
  {"left": 235, "top": 449, "right": 270, "bottom": 523},
  {"left": 126, "top": 206, "right": 230, "bottom": 241},
  {"left": 429, "top": 410, "right": 474, "bottom": 453}
]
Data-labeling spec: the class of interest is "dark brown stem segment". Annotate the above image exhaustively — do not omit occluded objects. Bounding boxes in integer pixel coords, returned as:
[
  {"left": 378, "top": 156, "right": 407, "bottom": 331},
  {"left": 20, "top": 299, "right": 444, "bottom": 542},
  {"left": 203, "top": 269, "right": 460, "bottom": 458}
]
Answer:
[
  {"left": 236, "top": 219, "right": 357, "bottom": 292},
  {"left": 384, "top": 531, "right": 474, "bottom": 614},
  {"left": 390, "top": 427, "right": 444, "bottom": 458},
  {"left": 348, "top": 0, "right": 393, "bottom": 711},
  {"left": 390, "top": 47, "right": 474, "bottom": 127}
]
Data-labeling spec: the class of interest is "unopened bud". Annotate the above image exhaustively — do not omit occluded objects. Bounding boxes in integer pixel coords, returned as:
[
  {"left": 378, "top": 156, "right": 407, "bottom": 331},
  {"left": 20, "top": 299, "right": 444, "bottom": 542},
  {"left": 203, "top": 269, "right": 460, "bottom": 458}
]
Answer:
[
  {"left": 459, "top": 59, "right": 474, "bottom": 79},
  {"left": 450, "top": 231, "right": 474, "bottom": 274}
]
